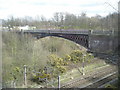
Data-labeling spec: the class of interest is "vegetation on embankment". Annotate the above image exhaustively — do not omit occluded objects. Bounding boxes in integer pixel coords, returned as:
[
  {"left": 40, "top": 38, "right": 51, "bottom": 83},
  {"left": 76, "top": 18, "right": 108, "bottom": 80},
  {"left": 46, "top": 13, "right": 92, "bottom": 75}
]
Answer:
[
  {"left": 3, "top": 31, "right": 119, "bottom": 88},
  {"left": 2, "top": 31, "right": 88, "bottom": 88}
]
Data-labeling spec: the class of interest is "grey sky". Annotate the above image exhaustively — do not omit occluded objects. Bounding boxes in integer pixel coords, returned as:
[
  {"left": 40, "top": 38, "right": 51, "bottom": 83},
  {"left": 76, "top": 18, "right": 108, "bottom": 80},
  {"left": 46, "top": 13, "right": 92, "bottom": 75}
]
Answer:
[{"left": 0, "top": 0, "right": 119, "bottom": 19}]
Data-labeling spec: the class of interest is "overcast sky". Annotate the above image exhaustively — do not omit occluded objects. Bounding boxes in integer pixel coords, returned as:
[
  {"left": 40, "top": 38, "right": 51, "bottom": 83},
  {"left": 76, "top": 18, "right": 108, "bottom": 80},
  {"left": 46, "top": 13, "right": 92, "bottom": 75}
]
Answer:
[{"left": 0, "top": 0, "right": 119, "bottom": 19}]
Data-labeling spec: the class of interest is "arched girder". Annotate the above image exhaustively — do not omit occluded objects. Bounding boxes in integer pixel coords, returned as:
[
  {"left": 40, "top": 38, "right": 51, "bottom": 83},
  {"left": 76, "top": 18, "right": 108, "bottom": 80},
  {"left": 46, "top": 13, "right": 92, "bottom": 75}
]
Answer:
[{"left": 35, "top": 34, "right": 89, "bottom": 48}]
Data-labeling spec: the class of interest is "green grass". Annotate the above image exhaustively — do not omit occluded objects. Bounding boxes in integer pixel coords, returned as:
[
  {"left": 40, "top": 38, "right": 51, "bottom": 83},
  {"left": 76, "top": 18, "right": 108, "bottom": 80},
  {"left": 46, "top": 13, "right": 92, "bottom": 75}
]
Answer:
[{"left": 84, "top": 61, "right": 107, "bottom": 73}]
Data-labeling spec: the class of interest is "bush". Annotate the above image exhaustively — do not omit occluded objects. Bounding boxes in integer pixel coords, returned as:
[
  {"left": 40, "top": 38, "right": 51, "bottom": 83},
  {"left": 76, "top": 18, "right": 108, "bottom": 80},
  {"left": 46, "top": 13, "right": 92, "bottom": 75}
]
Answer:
[{"left": 70, "top": 50, "right": 83, "bottom": 62}]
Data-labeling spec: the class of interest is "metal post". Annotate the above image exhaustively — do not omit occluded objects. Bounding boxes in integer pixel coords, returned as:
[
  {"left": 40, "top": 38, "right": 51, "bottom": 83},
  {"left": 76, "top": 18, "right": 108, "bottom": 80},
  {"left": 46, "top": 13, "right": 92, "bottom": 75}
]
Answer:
[
  {"left": 44, "top": 67, "right": 47, "bottom": 83},
  {"left": 24, "top": 65, "right": 27, "bottom": 86},
  {"left": 112, "top": 30, "right": 114, "bottom": 52},
  {"left": 13, "top": 81, "right": 16, "bottom": 88},
  {"left": 88, "top": 30, "right": 91, "bottom": 51},
  {"left": 82, "top": 55, "right": 86, "bottom": 76},
  {"left": 82, "top": 60, "right": 85, "bottom": 75},
  {"left": 58, "top": 75, "right": 60, "bottom": 89}
]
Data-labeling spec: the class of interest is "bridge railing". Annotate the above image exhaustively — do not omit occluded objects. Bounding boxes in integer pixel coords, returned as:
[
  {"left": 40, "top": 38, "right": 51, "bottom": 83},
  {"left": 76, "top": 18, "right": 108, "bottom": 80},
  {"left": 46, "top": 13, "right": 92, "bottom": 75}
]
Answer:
[
  {"left": 23, "top": 29, "right": 89, "bottom": 35},
  {"left": 21, "top": 29, "right": 114, "bottom": 36}
]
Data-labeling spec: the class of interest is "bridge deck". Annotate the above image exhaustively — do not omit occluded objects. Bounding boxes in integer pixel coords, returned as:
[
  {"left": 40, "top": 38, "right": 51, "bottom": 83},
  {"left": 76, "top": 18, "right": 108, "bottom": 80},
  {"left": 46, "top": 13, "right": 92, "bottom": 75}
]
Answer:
[{"left": 21, "top": 29, "right": 113, "bottom": 35}]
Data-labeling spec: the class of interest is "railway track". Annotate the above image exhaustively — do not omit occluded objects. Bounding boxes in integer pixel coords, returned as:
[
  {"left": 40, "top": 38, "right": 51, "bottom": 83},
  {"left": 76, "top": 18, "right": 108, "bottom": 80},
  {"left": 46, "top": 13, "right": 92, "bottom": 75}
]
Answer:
[
  {"left": 81, "top": 72, "right": 117, "bottom": 88},
  {"left": 61, "top": 65, "right": 117, "bottom": 88},
  {"left": 98, "top": 78, "right": 118, "bottom": 88}
]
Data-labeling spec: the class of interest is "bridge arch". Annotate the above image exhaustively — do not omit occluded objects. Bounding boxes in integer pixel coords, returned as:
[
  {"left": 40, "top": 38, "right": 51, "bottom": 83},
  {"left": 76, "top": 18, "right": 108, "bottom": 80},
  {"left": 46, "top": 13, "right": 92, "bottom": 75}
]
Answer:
[
  {"left": 19, "top": 29, "right": 116, "bottom": 53},
  {"left": 34, "top": 33, "right": 89, "bottom": 48}
]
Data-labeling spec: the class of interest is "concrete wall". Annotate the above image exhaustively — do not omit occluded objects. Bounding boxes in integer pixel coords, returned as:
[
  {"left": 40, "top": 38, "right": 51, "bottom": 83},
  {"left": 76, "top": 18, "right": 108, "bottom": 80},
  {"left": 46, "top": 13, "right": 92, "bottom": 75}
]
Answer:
[{"left": 89, "top": 35, "right": 116, "bottom": 53}]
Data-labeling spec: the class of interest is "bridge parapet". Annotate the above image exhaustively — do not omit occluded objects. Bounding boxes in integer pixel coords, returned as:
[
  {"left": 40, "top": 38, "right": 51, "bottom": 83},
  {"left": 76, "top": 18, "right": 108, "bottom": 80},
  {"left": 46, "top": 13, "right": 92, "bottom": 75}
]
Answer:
[
  {"left": 23, "top": 29, "right": 89, "bottom": 35},
  {"left": 22, "top": 29, "right": 113, "bottom": 36},
  {"left": 90, "top": 30, "right": 113, "bottom": 36}
]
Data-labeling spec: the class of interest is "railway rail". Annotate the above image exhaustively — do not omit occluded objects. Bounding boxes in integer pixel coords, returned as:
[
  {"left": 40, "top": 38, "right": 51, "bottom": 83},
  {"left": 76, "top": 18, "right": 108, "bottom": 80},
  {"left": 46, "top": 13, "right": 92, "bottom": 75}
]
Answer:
[
  {"left": 81, "top": 72, "right": 117, "bottom": 88},
  {"left": 61, "top": 65, "right": 117, "bottom": 88}
]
